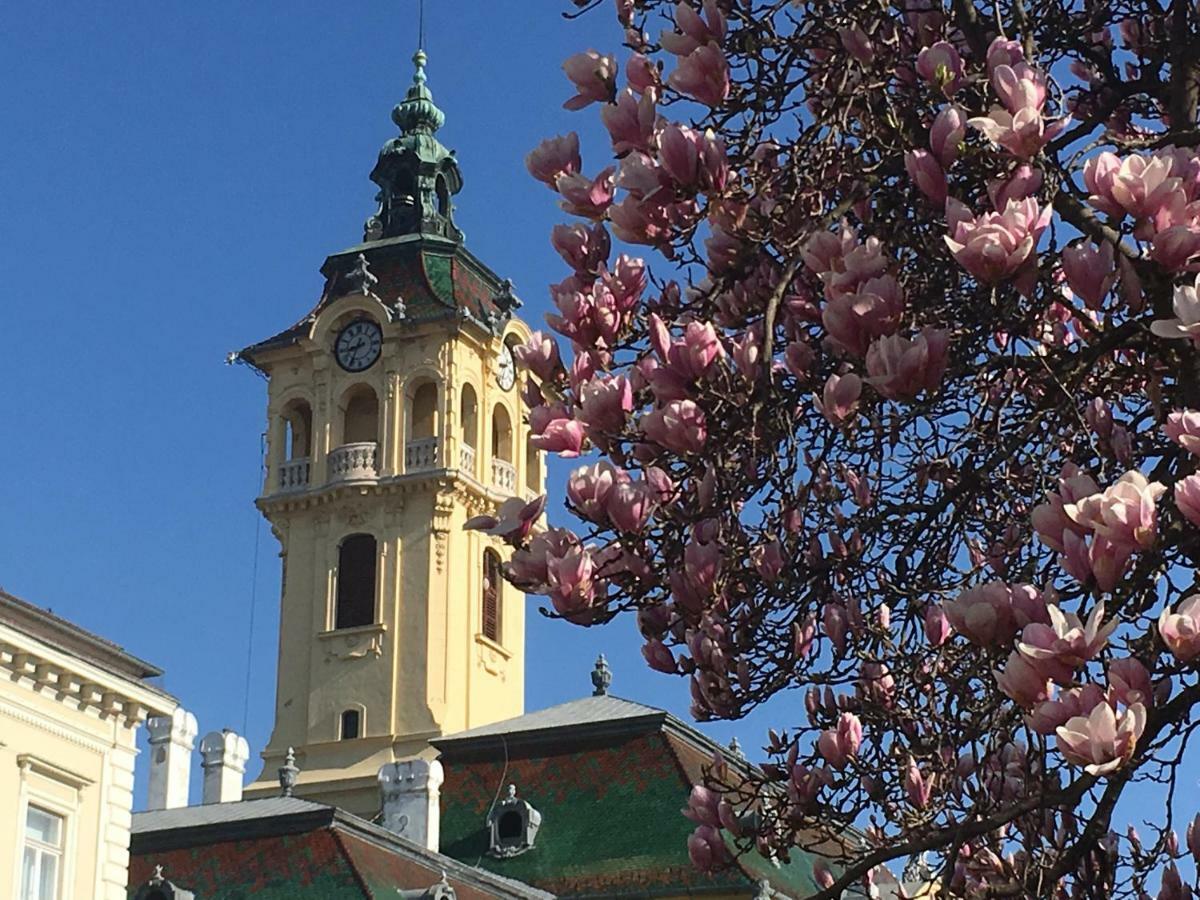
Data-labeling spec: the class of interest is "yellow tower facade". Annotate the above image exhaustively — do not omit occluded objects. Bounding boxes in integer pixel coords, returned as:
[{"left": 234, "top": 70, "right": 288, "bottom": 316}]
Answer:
[{"left": 237, "top": 52, "right": 541, "bottom": 815}]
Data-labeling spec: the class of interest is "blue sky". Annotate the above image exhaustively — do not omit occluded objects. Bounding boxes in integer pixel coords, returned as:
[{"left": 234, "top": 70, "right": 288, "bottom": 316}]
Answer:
[{"left": 0, "top": 1, "right": 782, "bottom": 804}]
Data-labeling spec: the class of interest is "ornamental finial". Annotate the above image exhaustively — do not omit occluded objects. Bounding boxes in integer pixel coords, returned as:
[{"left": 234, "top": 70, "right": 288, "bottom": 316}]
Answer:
[
  {"left": 279, "top": 747, "right": 299, "bottom": 797},
  {"left": 729, "top": 736, "right": 746, "bottom": 760},
  {"left": 391, "top": 47, "right": 445, "bottom": 135},
  {"left": 592, "top": 654, "right": 612, "bottom": 696}
]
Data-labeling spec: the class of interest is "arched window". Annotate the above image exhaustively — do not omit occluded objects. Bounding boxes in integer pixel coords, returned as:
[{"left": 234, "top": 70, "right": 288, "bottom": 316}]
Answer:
[
  {"left": 525, "top": 434, "right": 541, "bottom": 493},
  {"left": 340, "top": 709, "right": 361, "bottom": 740},
  {"left": 282, "top": 400, "right": 313, "bottom": 459},
  {"left": 482, "top": 549, "right": 502, "bottom": 643},
  {"left": 492, "top": 404, "right": 513, "bottom": 462},
  {"left": 335, "top": 534, "right": 376, "bottom": 629},
  {"left": 461, "top": 384, "right": 479, "bottom": 449},
  {"left": 436, "top": 173, "right": 451, "bottom": 217},
  {"left": 342, "top": 385, "right": 379, "bottom": 444},
  {"left": 411, "top": 382, "right": 439, "bottom": 439}
]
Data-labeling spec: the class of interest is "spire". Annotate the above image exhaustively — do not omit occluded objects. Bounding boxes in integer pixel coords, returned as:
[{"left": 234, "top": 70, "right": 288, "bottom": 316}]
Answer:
[
  {"left": 391, "top": 50, "right": 446, "bottom": 136},
  {"left": 365, "top": 49, "right": 464, "bottom": 243}
]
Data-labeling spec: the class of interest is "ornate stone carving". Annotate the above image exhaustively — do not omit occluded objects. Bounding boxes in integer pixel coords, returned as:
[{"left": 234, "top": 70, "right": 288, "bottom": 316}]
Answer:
[
  {"left": 339, "top": 253, "right": 378, "bottom": 297},
  {"left": 486, "top": 784, "right": 541, "bottom": 858},
  {"left": 321, "top": 628, "right": 384, "bottom": 662},
  {"left": 338, "top": 502, "right": 371, "bottom": 528}
]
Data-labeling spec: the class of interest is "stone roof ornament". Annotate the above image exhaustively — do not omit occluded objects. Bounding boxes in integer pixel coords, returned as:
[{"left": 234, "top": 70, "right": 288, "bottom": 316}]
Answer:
[
  {"left": 132, "top": 864, "right": 195, "bottom": 900},
  {"left": 340, "top": 253, "right": 379, "bottom": 297},
  {"left": 591, "top": 654, "right": 612, "bottom": 696},
  {"left": 278, "top": 747, "right": 299, "bottom": 797},
  {"left": 486, "top": 783, "right": 542, "bottom": 858},
  {"left": 728, "top": 736, "right": 746, "bottom": 760}
]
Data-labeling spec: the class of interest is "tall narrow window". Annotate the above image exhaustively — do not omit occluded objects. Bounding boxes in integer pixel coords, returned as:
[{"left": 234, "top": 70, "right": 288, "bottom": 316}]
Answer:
[
  {"left": 460, "top": 384, "right": 478, "bottom": 449},
  {"left": 21, "top": 806, "right": 63, "bottom": 900},
  {"left": 282, "top": 400, "right": 313, "bottom": 459},
  {"left": 525, "top": 434, "right": 541, "bottom": 493},
  {"left": 411, "top": 382, "right": 439, "bottom": 439},
  {"left": 335, "top": 534, "right": 377, "bottom": 629},
  {"left": 483, "top": 549, "right": 502, "bottom": 643},
  {"left": 340, "top": 709, "right": 361, "bottom": 740},
  {"left": 342, "top": 386, "right": 379, "bottom": 444}
]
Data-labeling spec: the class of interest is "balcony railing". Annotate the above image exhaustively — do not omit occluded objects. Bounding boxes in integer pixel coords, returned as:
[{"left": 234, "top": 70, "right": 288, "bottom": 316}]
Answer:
[
  {"left": 459, "top": 444, "right": 476, "bottom": 474},
  {"left": 492, "top": 459, "right": 517, "bottom": 493},
  {"left": 406, "top": 437, "right": 440, "bottom": 472},
  {"left": 328, "top": 442, "right": 378, "bottom": 482},
  {"left": 278, "top": 458, "right": 311, "bottom": 493}
]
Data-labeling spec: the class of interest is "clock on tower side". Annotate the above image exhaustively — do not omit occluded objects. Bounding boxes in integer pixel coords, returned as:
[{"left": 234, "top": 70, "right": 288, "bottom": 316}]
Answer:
[{"left": 235, "top": 246, "right": 542, "bottom": 816}]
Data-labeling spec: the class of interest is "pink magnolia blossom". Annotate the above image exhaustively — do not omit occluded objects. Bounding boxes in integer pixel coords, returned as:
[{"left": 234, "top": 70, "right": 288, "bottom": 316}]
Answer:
[
  {"left": 751, "top": 540, "right": 784, "bottom": 581},
  {"left": 1055, "top": 700, "right": 1145, "bottom": 775},
  {"left": 816, "top": 373, "right": 862, "bottom": 425},
  {"left": 526, "top": 133, "right": 582, "bottom": 189},
  {"left": 512, "top": 331, "right": 562, "bottom": 382},
  {"left": 686, "top": 824, "right": 726, "bottom": 871},
  {"left": 661, "top": 0, "right": 727, "bottom": 57},
  {"left": 1188, "top": 814, "right": 1200, "bottom": 865},
  {"left": 915, "top": 41, "right": 964, "bottom": 96},
  {"left": 968, "top": 104, "right": 1064, "bottom": 160},
  {"left": 930, "top": 105, "right": 966, "bottom": 167},
  {"left": 667, "top": 43, "right": 730, "bottom": 107},
  {"left": 924, "top": 605, "right": 952, "bottom": 646},
  {"left": 1064, "top": 469, "right": 1166, "bottom": 551},
  {"left": 864, "top": 328, "right": 950, "bottom": 400},
  {"left": 550, "top": 222, "right": 611, "bottom": 274},
  {"left": 600, "top": 89, "right": 658, "bottom": 156},
  {"left": 531, "top": 417, "right": 587, "bottom": 457},
  {"left": 987, "top": 164, "right": 1044, "bottom": 209},
  {"left": 905, "top": 759, "right": 935, "bottom": 809},
  {"left": 1150, "top": 224, "right": 1200, "bottom": 272},
  {"left": 1062, "top": 241, "right": 1116, "bottom": 308},
  {"left": 991, "top": 63, "right": 1048, "bottom": 114},
  {"left": 996, "top": 650, "right": 1053, "bottom": 708},
  {"left": 817, "top": 712, "right": 863, "bottom": 769},
  {"left": 1151, "top": 275, "right": 1200, "bottom": 341},
  {"left": 641, "top": 400, "right": 708, "bottom": 454},
  {"left": 608, "top": 193, "right": 673, "bottom": 247},
  {"left": 658, "top": 124, "right": 727, "bottom": 194},
  {"left": 607, "top": 479, "right": 658, "bottom": 533},
  {"left": 986, "top": 36, "right": 1024, "bottom": 72},
  {"left": 566, "top": 461, "right": 624, "bottom": 523},
  {"left": 642, "top": 638, "right": 677, "bottom": 673},
  {"left": 578, "top": 374, "right": 634, "bottom": 436},
  {"left": 1027, "top": 684, "right": 1106, "bottom": 735},
  {"left": 464, "top": 495, "right": 547, "bottom": 543},
  {"left": 823, "top": 601, "right": 849, "bottom": 655},
  {"left": 1159, "top": 594, "right": 1200, "bottom": 662},
  {"left": 1031, "top": 463, "right": 1101, "bottom": 553},
  {"left": 1085, "top": 151, "right": 1179, "bottom": 221},
  {"left": 944, "top": 581, "right": 1019, "bottom": 646},
  {"left": 626, "top": 53, "right": 660, "bottom": 95},
  {"left": 1017, "top": 602, "right": 1115, "bottom": 684},
  {"left": 562, "top": 50, "right": 618, "bottom": 110},
  {"left": 655, "top": 316, "right": 727, "bottom": 380},
  {"left": 944, "top": 197, "right": 1052, "bottom": 283},
  {"left": 822, "top": 278, "right": 906, "bottom": 357},
  {"left": 905, "top": 149, "right": 947, "bottom": 203},
  {"left": 839, "top": 26, "right": 874, "bottom": 63},
  {"left": 555, "top": 167, "right": 616, "bottom": 219},
  {"left": 1061, "top": 531, "right": 1134, "bottom": 594},
  {"left": 1175, "top": 474, "right": 1200, "bottom": 527},
  {"left": 1108, "top": 657, "right": 1154, "bottom": 708},
  {"left": 545, "top": 543, "right": 597, "bottom": 618}
]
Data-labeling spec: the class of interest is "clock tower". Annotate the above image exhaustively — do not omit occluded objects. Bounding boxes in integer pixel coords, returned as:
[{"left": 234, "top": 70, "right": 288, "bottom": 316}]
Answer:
[{"left": 235, "top": 51, "right": 540, "bottom": 815}]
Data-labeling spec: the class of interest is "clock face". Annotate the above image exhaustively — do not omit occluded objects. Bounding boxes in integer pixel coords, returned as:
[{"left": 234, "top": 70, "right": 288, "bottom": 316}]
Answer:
[
  {"left": 334, "top": 319, "right": 382, "bottom": 372},
  {"left": 496, "top": 343, "right": 516, "bottom": 391}
]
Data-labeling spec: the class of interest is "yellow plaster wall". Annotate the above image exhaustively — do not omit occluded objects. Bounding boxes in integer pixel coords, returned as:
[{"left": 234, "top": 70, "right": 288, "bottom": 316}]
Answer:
[
  {"left": 0, "top": 625, "right": 174, "bottom": 900},
  {"left": 245, "top": 297, "right": 539, "bottom": 816}
]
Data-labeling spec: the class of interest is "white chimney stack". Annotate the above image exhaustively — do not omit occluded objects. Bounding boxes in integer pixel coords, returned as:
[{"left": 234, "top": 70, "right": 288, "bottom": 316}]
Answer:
[
  {"left": 146, "top": 708, "right": 198, "bottom": 810},
  {"left": 199, "top": 730, "right": 250, "bottom": 804},
  {"left": 379, "top": 758, "right": 444, "bottom": 851}
]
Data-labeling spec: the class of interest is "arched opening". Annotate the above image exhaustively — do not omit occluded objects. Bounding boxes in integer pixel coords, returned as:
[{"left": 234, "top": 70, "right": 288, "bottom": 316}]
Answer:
[
  {"left": 411, "top": 381, "right": 439, "bottom": 439},
  {"left": 436, "top": 173, "right": 451, "bottom": 217},
  {"left": 282, "top": 400, "right": 313, "bottom": 460},
  {"left": 335, "top": 534, "right": 376, "bottom": 629},
  {"left": 498, "top": 810, "right": 523, "bottom": 840},
  {"left": 492, "top": 404, "right": 513, "bottom": 461},
  {"left": 525, "top": 434, "right": 541, "bottom": 494},
  {"left": 342, "top": 385, "right": 379, "bottom": 444},
  {"left": 461, "top": 384, "right": 479, "bottom": 449},
  {"left": 482, "top": 548, "right": 502, "bottom": 643},
  {"left": 340, "top": 709, "right": 361, "bottom": 740}
]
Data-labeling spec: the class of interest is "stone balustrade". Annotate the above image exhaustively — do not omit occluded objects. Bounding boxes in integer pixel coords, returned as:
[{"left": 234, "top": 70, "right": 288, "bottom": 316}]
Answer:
[
  {"left": 406, "top": 437, "right": 440, "bottom": 472},
  {"left": 492, "top": 459, "right": 516, "bottom": 493},
  {"left": 459, "top": 444, "right": 476, "bottom": 474},
  {"left": 277, "top": 458, "right": 311, "bottom": 493},
  {"left": 328, "top": 442, "right": 378, "bottom": 482}
]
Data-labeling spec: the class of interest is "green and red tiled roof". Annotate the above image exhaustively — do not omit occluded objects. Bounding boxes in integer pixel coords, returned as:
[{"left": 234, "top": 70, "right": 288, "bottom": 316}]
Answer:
[{"left": 435, "top": 699, "right": 825, "bottom": 898}]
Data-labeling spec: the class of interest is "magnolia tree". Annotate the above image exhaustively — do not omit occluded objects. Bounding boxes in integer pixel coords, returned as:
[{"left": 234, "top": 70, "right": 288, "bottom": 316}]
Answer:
[{"left": 466, "top": 0, "right": 1200, "bottom": 895}]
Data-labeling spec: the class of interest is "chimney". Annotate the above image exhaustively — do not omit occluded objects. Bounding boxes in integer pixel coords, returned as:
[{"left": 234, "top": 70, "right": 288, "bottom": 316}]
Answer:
[
  {"left": 199, "top": 730, "right": 250, "bottom": 804},
  {"left": 378, "top": 758, "right": 444, "bottom": 851},
  {"left": 146, "top": 708, "right": 198, "bottom": 810}
]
